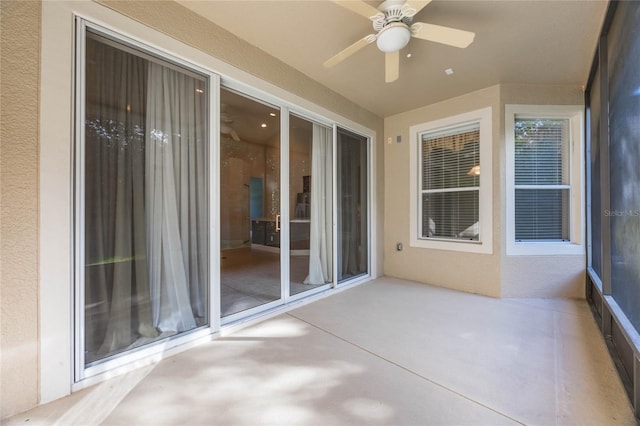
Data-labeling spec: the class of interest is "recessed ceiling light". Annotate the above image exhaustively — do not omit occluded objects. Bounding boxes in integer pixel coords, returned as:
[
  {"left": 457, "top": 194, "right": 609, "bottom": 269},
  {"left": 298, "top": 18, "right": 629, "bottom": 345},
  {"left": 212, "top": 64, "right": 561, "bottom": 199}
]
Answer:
[
  {"left": 445, "top": 68, "right": 454, "bottom": 76},
  {"left": 261, "top": 123, "right": 267, "bottom": 128},
  {"left": 269, "top": 112, "right": 276, "bottom": 117},
  {"left": 406, "top": 53, "right": 412, "bottom": 59}
]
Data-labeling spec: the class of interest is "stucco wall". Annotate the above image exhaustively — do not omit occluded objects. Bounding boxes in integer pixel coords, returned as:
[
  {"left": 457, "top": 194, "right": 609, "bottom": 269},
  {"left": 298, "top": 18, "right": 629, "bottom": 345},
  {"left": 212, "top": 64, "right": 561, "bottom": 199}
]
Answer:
[
  {"left": 384, "top": 83, "right": 586, "bottom": 299},
  {"left": 0, "top": 0, "right": 41, "bottom": 418},
  {"left": 384, "top": 85, "right": 503, "bottom": 297},
  {"left": 500, "top": 84, "right": 585, "bottom": 298}
]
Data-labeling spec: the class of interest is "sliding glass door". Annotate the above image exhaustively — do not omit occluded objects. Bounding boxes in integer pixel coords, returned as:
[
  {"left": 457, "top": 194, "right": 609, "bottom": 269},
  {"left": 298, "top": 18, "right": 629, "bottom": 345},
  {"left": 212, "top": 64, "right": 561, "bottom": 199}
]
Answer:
[
  {"left": 337, "top": 128, "right": 369, "bottom": 283},
  {"left": 77, "top": 21, "right": 372, "bottom": 377},
  {"left": 289, "top": 115, "right": 333, "bottom": 297},
  {"left": 219, "top": 87, "right": 282, "bottom": 320},
  {"left": 81, "top": 30, "right": 210, "bottom": 366}
]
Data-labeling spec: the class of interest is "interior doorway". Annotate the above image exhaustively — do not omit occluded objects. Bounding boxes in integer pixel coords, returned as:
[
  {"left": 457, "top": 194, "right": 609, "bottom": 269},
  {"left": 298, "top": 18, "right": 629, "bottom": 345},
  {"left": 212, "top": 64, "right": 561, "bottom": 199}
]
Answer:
[
  {"left": 220, "top": 88, "right": 282, "bottom": 319},
  {"left": 219, "top": 88, "right": 371, "bottom": 322}
]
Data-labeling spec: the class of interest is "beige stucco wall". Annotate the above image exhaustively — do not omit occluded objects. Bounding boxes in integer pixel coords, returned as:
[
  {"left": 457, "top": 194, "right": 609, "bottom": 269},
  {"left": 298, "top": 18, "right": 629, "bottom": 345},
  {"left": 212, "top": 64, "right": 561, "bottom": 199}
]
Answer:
[
  {"left": 499, "top": 84, "right": 585, "bottom": 298},
  {"left": 384, "top": 85, "right": 503, "bottom": 297},
  {"left": 0, "top": 0, "right": 41, "bottom": 418},
  {"left": 384, "top": 83, "right": 586, "bottom": 299}
]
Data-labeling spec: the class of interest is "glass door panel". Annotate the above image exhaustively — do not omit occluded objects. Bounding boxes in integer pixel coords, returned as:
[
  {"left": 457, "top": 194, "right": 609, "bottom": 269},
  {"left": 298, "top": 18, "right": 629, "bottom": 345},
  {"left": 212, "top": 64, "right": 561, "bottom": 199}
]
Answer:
[
  {"left": 289, "top": 115, "right": 333, "bottom": 296},
  {"left": 220, "top": 87, "right": 282, "bottom": 318},
  {"left": 337, "top": 127, "right": 369, "bottom": 283},
  {"left": 83, "top": 31, "right": 209, "bottom": 365}
]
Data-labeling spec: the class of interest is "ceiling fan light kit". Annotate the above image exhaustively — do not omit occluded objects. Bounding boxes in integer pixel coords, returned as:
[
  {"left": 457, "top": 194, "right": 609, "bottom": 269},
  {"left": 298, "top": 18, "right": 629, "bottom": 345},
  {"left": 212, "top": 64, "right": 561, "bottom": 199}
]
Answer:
[
  {"left": 376, "top": 23, "right": 411, "bottom": 52},
  {"left": 326, "top": 0, "right": 476, "bottom": 83}
]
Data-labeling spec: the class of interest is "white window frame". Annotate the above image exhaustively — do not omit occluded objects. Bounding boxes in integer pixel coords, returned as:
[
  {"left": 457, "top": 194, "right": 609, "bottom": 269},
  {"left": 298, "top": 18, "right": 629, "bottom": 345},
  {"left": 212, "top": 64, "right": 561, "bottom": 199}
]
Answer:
[
  {"left": 505, "top": 104, "right": 585, "bottom": 256},
  {"left": 409, "top": 107, "right": 493, "bottom": 254}
]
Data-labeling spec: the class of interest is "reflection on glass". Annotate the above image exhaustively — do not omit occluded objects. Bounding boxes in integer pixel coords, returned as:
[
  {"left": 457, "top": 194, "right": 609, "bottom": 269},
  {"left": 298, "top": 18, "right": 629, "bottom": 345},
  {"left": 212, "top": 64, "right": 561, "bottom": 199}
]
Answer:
[
  {"left": 420, "top": 126, "right": 480, "bottom": 241},
  {"left": 84, "top": 33, "right": 208, "bottom": 364},
  {"left": 289, "top": 115, "right": 333, "bottom": 296},
  {"left": 607, "top": 0, "right": 640, "bottom": 332},
  {"left": 337, "top": 128, "right": 368, "bottom": 282},
  {"left": 220, "top": 87, "right": 282, "bottom": 318}
]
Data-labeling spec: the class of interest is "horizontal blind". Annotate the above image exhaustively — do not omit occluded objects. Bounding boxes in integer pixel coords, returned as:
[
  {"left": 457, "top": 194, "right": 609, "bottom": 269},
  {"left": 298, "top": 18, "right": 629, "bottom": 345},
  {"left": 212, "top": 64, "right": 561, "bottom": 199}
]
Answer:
[
  {"left": 514, "top": 118, "right": 570, "bottom": 241},
  {"left": 420, "top": 124, "right": 480, "bottom": 241},
  {"left": 514, "top": 119, "right": 569, "bottom": 185},
  {"left": 515, "top": 189, "right": 569, "bottom": 240}
]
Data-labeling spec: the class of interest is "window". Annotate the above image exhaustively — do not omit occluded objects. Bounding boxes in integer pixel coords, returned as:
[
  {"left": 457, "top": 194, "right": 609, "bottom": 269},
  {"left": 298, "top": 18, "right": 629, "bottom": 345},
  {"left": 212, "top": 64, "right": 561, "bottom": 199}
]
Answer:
[
  {"left": 409, "top": 107, "right": 492, "bottom": 253},
  {"left": 506, "top": 105, "right": 584, "bottom": 255},
  {"left": 421, "top": 124, "right": 480, "bottom": 241}
]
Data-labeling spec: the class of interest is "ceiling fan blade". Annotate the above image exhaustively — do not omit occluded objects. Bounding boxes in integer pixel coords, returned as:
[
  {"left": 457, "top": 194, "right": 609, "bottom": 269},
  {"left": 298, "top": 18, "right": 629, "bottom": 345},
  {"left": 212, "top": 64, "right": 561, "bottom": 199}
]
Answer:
[
  {"left": 385, "top": 51, "right": 399, "bottom": 83},
  {"left": 330, "top": 0, "right": 381, "bottom": 20},
  {"left": 230, "top": 129, "right": 240, "bottom": 142},
  {"left": 411, "top": 23, "right": 475, "bottom": 48},
  {"left": 323, "top": 35, "right": 375, "bottom": 68},
  {"left": 404, "top": 0, "right": 432, "bottom": 16}
]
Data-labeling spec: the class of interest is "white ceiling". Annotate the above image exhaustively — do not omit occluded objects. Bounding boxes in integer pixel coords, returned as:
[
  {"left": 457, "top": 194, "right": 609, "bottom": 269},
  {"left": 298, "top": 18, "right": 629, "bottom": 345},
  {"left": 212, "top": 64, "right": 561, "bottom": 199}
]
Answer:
[{"left": 178, "top": 0, "right": 607, "bottom": 118}]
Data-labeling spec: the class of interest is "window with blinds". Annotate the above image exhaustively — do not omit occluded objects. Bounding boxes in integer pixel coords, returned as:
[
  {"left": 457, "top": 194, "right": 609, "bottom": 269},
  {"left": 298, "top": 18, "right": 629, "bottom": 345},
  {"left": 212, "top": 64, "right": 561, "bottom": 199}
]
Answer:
[
  {"left": 514, "top": 118, "right": 570, "bottom": 241},
  {"left": 420, "top": 124, "right": 480, "bottom": 241}
]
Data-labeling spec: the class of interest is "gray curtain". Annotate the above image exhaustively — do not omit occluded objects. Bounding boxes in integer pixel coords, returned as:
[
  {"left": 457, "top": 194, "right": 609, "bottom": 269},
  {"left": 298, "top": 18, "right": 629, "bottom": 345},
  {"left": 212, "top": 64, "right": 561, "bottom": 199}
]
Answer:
[
  {"left": 85, "top": 36, "right": 156, "bottom": 359},
  {"left": 146, "top": 62, "right": 208, "bottom": 332}
]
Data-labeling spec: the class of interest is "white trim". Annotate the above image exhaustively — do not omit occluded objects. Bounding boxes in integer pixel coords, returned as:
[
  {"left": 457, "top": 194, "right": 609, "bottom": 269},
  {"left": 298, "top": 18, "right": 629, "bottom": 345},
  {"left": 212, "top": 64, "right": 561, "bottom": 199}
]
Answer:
[
  {"left": 505, "top": 104, "right": 585, "bottom": 256},
  {"left": 41, "top": 1, "right": 75, "bottom": 404},
  {"left": 369, "top": 130, "right": 378, "bottom": 279},
  {"left": 409, "top": 107, "right": 493, "bottom": 254},
  {"left": 281, "top": 106, "right": 290, "bottom": 303},
  {"left": 73, "top": 17, "right": 87, "bottom": 384}
]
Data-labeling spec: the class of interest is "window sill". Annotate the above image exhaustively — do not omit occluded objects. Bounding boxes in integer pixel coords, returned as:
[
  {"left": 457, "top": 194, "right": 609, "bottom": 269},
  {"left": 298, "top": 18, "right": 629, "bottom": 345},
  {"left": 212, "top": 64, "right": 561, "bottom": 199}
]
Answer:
[
  {"left": 410, "top": 236, "right": 493, "bottom": 254},
  {"left": 506, "top": 241, "right": 585, "bottom": 256}
]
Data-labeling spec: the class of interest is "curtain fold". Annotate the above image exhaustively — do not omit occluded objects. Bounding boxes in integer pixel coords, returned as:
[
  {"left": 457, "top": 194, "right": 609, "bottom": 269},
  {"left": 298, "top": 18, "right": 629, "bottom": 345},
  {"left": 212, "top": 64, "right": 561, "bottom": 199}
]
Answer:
[
  {"left": 146, "top": 62, "right": 207, "bottom": 332},
  {"left": 304, "top": 124, "right": 333, "bottom": 285},
  {"left": 85, "top": 37, "right": 157, "bottom": 358},
  {"left": 84, "top": 36, "right": 208, "bottom": 363}
]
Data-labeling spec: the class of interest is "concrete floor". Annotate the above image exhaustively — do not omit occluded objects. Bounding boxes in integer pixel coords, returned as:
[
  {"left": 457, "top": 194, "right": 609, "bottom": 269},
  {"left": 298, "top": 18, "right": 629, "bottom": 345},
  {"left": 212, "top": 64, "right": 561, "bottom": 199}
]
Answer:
[{"left": 5, "top": 277, "right": 636, "bottom": 425}]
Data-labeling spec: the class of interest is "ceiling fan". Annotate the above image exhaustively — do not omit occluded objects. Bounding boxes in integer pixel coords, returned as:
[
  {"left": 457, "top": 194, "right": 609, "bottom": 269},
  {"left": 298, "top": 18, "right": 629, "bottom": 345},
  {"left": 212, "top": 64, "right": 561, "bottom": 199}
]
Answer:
[{"left": 324, "top": 0, "right": 475, "bottom": 83}]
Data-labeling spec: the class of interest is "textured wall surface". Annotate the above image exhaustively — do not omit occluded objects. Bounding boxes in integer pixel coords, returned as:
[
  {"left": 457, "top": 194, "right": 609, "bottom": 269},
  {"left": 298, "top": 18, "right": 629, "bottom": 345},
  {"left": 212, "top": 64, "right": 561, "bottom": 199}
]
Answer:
[
  {"left": 500, "top": 84, "right": 585, "bottom": 298},
  {"left": 384, "top": 83, "right": 586, "bottom": 298},
  {"left": 384, "top": 86, "right": 502, "bottom": 297},
  {"left": 0, "top": 0, "right": 41, "bottom": 419}
]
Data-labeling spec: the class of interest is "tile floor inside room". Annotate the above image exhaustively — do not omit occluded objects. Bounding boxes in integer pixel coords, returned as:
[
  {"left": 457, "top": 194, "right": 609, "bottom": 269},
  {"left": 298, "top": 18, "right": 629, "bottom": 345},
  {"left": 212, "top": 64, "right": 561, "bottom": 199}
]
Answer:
[{"left": 5, "top": 277, "right": 636, "bottom": 425}]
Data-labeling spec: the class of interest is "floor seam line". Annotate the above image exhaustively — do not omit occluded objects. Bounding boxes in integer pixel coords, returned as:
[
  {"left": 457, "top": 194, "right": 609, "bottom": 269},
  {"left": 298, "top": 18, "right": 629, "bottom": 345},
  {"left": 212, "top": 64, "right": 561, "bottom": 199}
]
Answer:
[
  {"left": 286, "top": 312, "right": 526, "bottom": 425},
  {"left": 506, "top": 299, "right": 590, "bottom": 319},
  {"left": 553, "top": 311, "right": 561, "bottom": 426}
]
